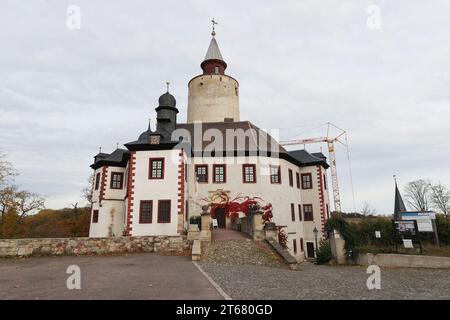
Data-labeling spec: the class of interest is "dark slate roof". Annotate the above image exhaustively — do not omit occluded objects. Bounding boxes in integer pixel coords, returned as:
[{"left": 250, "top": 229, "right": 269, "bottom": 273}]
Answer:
[
  {"left": 311, "top": 152, "right": 327, "bottom": 160},
  {"left": 124, "top": 129, "right": 179, "bottom": 150},
  {"left": 394, "top": 182, "right": 407, "bottom": 220},
  {"left": 176, "top": 121, "right": 281, "bottom": 154},
  {"left": 115, "top": 120, "right": 328, "bottom": 169},
  {"left": 289, "top": 150, "right": 329, "bottom": 168},
  {"left": 90, "top": 148, "right": 130, "bottom": 169},
  {"left": 158, "top": 92, "right": 176, "bottom": 108},
  {"left": 176, "top": 121, "right": 329, "bottom": 168}
]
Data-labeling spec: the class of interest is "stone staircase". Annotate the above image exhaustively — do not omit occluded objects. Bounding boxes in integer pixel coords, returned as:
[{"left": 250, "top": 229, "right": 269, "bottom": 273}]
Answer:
[{"left": 200, "top": 239, "right": 284, "bottom": 268}]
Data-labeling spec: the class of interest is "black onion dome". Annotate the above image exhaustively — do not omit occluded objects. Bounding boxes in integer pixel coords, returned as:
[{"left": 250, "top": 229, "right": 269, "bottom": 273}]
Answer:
[{"left": 158, "top": 92, "right": 176, "bottom": 108}]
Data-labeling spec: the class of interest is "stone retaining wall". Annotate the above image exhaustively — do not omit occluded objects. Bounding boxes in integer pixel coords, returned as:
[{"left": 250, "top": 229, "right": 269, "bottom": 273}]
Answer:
[
  {"left": 0, "top": 236, "right": 191, "bottom": 258},
  {"left": 356, "top": 253, "right": 450, "bottom": 269}
]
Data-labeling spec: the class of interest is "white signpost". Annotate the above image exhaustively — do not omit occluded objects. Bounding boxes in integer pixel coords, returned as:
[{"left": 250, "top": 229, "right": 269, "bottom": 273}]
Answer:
[
  {"left": 402, "top": 239, "right": 414, "bottom": 249},
  {"left": 400, "top": 211, "right": 435, "bottom": 232},
  {"left": 400, "top": 211, "right": 440, "bottom": 246}
]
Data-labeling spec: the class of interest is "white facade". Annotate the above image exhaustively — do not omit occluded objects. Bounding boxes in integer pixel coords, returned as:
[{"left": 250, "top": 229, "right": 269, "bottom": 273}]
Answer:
[
  {"left": 186, "top": 156, "right": 329, "bottom": 261},
  {"left": 89, "top": 166, "right": 127, "bottom": 238},
  {"left": 89, "top": 153, "right": 329, "bottom": 261},
  {"left": 88, "top": 32, "right": 330, "bottom": 261},
  {"left": 129, "top": 150, "right": 183, "bottom": 236}
]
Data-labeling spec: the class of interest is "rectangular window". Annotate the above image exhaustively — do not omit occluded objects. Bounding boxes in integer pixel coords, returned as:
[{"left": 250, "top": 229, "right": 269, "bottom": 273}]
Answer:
[
  {"left": 92, "top": 210, "right": 99, "bottom": 223},
  {"left": 323, "top": 174, "right": 327, "bottom": 190},
  {"left": 242, "top": 164, "right": 256, "bottom": 183},
  {"left": 110, "top": 172, "right": 124, "bottom": 189},
  {"left": 293, "top": 239, "right": 297, "bottom": 254},
  {"left": 296, "top": 172, "right": 300, "bottom": 189},
  {"left": 300, "top": 238, "right": 304, "bottom": 251},
  {"left": 326, "top": 204, "right": 330, "bottom": 219},
  {"left": 301, "top": 173, "right": 313, "bottom": 189},
  {"left": 288, "top": 169, "right": 293, "bottom": 187},
  {"left": 195, "top": 165, "right": 208, "bottom": 183},
  {"left": 298, "top": 204, "right": 302, "bottom": 221},
  {"left": 158, "top": 200, "right": 171, "bottom": 223},
  {"left": 95, "top": 173, "right": 100, "bottom": 190},
  {"left": 149, "top": 158, "right": 164, "bottom": 179},
  {"left": 270, "top": 165, "right": 281, "bottom": 184},
  {"left": 213, "top": 164, "right": 226, "bottom": 183},
  {"left": 303, "top": 204, "right": 314, "bottom": 221},
  {"left": 291, "top": 203, "right": 295, "bottom": 222},
  {"left": 139, "top": 200, "right": 153, "bottom": 224}
]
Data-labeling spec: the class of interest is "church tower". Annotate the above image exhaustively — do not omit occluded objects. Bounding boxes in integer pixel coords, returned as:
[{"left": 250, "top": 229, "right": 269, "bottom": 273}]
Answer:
[{"left": 187, "top": 23, "right": 240, "bottom": 123}]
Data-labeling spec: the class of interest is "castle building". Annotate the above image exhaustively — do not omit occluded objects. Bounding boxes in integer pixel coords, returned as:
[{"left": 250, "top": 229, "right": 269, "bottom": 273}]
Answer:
[{"left": 89, "top": 29, "right": 330, "bottom": 261}]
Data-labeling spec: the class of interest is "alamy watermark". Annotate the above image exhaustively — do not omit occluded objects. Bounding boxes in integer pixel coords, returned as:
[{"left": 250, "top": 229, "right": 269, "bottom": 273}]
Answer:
[
  {"left": 366, "top": 5, "right": 381, "bottom": 30},
  {"left": 366, "top": 265, "right": 381, "bottom": 290},
  {"left": 169, "top": 122, "right": 281, "bottom": 176},
  {"left": 66, "top": 265, "right": 81, "bottom": 290},
  {"left": 66, "top": 5, "right": 81, "bottom": 30}
]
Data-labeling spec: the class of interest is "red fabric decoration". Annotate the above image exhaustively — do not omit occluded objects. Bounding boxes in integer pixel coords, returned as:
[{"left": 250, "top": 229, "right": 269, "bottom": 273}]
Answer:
[{"left": 200, "top": 191, "right": 273, "bottom": 224}]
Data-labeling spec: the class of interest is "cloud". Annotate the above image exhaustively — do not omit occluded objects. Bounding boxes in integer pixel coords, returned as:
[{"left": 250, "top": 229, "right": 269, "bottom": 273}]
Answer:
[{"left": 0, "top": 0, "right": 449, "bottom": 213}]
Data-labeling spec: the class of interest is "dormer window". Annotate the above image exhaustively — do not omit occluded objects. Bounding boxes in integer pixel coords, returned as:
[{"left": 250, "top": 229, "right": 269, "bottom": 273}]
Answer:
[{"left": 149, "top": 135, "right": 160, "bottom": 145}]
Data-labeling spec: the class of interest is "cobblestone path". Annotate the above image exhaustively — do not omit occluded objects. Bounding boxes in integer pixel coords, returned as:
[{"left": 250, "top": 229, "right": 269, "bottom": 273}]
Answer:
[
  {"left": 201, "top": 239, "right": 283, "bottom": 268},
  {"left": 200, "top": 262, "right": 450, "bottom": 300}
]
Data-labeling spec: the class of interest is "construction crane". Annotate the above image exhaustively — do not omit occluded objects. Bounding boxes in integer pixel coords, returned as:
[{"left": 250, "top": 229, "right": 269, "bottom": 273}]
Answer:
[{"left": 280, "top": 122, "right": 352, "bottom": 213}]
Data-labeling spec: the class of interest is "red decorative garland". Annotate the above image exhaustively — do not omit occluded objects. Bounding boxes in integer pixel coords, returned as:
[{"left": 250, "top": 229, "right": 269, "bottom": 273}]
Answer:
[{"left": 199, "top": 191, "right": 273, "bottom": 224}]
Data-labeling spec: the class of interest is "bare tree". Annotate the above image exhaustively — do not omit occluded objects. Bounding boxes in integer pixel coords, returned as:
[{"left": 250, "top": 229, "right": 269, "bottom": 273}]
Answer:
[
  {"left": 360, "top": 201, "right": 377, "bottom": 216},
  {"left": 404, "top": 179, "right": 431, "bottom": 211},
  {"left": 70, "top": 202, "right": 79, "bottom": 219},
  {"left": 81, "top": 173, "right": 94, "bottom": 206},
  {"left": 0, "top": 152, "right": 16, "bottom": 187},
  {"left": 429, "top": 182, "right": 450, "bottom": 217},
  {"left": 0, "top": 185, "right": 18, "bottom": 223},
  {"left": 15, "top": 190, "right": 45, "bottom": 221}
]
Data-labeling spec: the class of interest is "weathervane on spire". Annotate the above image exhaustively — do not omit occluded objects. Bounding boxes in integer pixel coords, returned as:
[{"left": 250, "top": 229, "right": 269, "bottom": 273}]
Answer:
[
  {"left": 166, "top": 81, "right": 170, "bottom": 93},
  {"left": 211, "top": 18, "right": 218, "bottom": 37}
]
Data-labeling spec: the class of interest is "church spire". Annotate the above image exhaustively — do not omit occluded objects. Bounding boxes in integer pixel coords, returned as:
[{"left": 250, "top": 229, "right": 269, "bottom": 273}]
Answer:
[
  {"left": 393, "top": 175, "right": 407, "bottom": 220},
  {"left": 201, "top": 18, "right": 227, "bottom": 75}
]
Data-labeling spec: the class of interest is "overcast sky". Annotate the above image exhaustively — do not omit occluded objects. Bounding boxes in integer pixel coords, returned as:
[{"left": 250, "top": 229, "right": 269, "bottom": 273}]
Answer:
[{"left": 1, "top": 0, "right": 449, "bottom": 214}]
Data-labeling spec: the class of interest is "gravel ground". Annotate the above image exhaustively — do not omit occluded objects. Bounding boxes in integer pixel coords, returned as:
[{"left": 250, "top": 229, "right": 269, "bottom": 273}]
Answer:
[{"left": 199, "top": 262, "right": 450, "bottom": 300}]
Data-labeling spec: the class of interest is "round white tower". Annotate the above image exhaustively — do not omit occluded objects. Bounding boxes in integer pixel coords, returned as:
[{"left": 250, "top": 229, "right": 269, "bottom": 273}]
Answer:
[{"left": 187, "top": 30, "right": 240, "bottom": 123}]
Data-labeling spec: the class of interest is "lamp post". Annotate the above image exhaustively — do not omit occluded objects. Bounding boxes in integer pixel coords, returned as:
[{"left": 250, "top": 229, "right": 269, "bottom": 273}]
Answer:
[{"left": 313, "top": 227, "right": 319, "bottom": 255}]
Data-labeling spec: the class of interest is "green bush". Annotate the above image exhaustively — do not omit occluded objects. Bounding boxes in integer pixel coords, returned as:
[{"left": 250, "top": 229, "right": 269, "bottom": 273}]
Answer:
[
  {"left": 189, "top": 215, "right": 201, "bottom": 230},
  {"left": 436, "top": 215, "right": 450, "bottom": 245},
  {"left": 315, "top": 240, "right": 332, "bottom": 264},
  {"left": 327, "top": 215, "right": 409, "bottom": 248},
  {"left": 358, "top": 218, "right": 396, "bottom": 246},
  {"left": 326, "top": 215, "right": 360, "bottom": 250}
]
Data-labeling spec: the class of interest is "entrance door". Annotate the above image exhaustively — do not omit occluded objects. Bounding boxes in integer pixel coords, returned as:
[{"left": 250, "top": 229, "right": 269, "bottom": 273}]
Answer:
[
  {"left": 215, "top": 208, "right": 226, "bottom": 228},
  {"left": 306, "top": 242, "right": 315, "bottom": 258}
]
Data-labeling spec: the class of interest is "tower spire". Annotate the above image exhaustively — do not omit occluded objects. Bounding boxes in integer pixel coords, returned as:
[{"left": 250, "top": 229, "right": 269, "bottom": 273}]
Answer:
[{"left": 201, "top": 19, "right": 227, "bottom": 75}]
